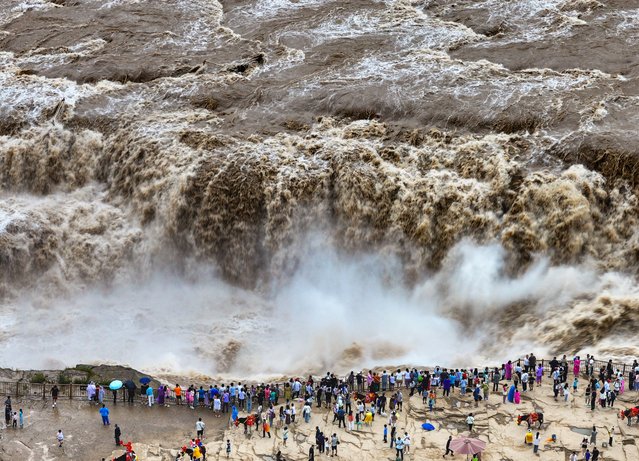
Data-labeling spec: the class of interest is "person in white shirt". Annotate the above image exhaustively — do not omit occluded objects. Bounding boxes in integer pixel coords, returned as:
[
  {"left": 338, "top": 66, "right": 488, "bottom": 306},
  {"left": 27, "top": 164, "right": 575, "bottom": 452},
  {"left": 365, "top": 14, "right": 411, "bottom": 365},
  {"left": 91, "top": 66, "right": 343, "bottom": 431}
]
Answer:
[
  {"left": 303, "top": 403, "right": 311, "bottom": 423},
  {"left": 403, "top": 432, "right": 411, "bottom": 453},
  {"left": 195, "top": 418, "right": 205, "bottom": 438},
  {"left": 569, "top": 452, "right": 578, "bottom": 461},
  {"left": 466, "top": 414, "right": 474, "bottom": 432}
]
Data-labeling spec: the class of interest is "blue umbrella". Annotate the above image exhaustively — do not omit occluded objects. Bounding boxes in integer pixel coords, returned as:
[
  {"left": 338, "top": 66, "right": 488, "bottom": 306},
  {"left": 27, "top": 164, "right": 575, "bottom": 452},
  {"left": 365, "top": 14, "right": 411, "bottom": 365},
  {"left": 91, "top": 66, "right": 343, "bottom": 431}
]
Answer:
[
  {"left": 109, "top": 380, "right": 123, "bottom": 391},
  {"left": 422, "top": 422, "right": 435, "bottom": 431},
  {"left": 139, "top": 377, "right": 151, "bottom": 384}
]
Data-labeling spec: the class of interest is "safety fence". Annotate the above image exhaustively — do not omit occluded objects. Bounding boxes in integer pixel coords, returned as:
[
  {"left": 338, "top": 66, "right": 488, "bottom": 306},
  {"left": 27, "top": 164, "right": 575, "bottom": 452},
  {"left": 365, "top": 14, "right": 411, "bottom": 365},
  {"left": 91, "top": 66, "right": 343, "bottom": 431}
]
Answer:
[
  {"left": 512, "top": 357, "right": 636, "bottom": 376},
  {"left": 0, "top": 382, "right": 92, "bottom": 400},
  {"left": 0, "top": 357, "right": 636, "bottom": 400}
]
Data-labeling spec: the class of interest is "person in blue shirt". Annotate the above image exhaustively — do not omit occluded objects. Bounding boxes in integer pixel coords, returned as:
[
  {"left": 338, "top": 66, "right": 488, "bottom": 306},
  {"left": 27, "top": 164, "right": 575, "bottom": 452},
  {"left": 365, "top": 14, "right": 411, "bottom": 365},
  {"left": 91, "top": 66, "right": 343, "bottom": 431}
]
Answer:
[
  {"left": 99, "top": 404, "right": 110, "bottom": 425},
  {"left": 198, "top": 387, "right": 206, "bottom": 407},
  {"left": 146, "top": 386, "right": 154, "bottom": 407},
  {"left": 473, "top": 386, "right": 481, "bottom": 407},
  {"left": 395, "top": 436, "right": 405, "bottom": 460}
]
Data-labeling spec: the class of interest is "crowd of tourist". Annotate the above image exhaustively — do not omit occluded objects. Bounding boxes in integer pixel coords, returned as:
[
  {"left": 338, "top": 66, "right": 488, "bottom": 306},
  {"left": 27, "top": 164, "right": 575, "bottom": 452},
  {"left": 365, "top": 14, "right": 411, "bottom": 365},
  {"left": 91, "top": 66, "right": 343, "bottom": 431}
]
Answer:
[{"left": 2, "top": 354, "right": 638, "bottom": 460}]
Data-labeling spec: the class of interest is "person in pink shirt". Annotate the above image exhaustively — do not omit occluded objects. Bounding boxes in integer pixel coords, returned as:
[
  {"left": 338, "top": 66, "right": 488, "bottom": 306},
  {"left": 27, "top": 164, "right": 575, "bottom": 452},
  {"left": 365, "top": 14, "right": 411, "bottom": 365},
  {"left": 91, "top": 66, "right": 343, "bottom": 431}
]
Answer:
[{"left": 574, "top": 357, "right": 581, "bottom": 376}]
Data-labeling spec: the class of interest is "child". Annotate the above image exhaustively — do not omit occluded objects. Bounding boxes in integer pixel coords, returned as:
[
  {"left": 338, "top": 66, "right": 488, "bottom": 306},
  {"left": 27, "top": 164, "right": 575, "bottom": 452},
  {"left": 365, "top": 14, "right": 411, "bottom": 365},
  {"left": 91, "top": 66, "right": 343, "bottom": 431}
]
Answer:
[
  {"left": 226, "top": 439, "right": 231, "bottom": 458},
  {"left": 57, "top": 429, "right": 64, "bottom": 447},
  {"left": 12, "top": 411, "right": 18, "bottom": 428},
  {"left": 383, "top": 424, "right": 388, "bottom": 443},
  {"left": 573, "top": 377, "right": 579, "bottom": 393},
  {"left": 283, "top": 426, "right": 289, "bottom": 446},
  {"left": 19, "top": 409, "right": 23, "bottom": 428},
  {"left": 428, "top": 391, "right": 436, "bottom": 412}
]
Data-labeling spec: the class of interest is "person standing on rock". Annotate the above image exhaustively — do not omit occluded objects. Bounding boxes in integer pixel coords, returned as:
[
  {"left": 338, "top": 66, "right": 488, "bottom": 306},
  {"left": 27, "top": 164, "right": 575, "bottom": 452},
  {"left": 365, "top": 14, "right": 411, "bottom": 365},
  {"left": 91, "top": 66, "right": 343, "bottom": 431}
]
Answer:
[
  {"left": 590, "top": 426, "right": 597, "bottom": 446},
  {"left": 533, "top": 432, "right": 540, "bottom": 454},
  {"left": 57, "top": 429, "right": 64, "bottom": 447},
  {"left": 395, "top": 435, "right": 405, "bottom": 460},
  {"left": 114, "top": 424, "right": 121, "bottom": 446},
  {"left": 466, "top": 413, "right": 475, "bottom": 432},
  {"left": 443, "top": 435, "right": 454, "bottom": 457},
  {"left": 303, "top": 402, "right": 311, "bottom": 423},
  {"left": 473, "top": 385, "right": 481, "bottom": 407},
  {"left": 403, "top": 432, "right": 411, "bottom": 453},
  {"left": 330, "top": 433, "right": 339, "bottom": 457},
  {"left": 309, "top": 444, "right": 315, "bottom": 461}
]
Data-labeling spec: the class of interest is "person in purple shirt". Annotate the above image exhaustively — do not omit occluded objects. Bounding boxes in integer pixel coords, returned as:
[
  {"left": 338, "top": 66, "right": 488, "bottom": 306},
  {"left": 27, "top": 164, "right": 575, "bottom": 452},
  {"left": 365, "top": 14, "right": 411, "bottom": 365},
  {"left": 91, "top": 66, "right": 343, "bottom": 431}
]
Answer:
[
  {"left": 443, "top": 378, "right": 452, "bottom": 397},
  {"left": 223, "top": 391, "right": 230, "bottom": 413}
]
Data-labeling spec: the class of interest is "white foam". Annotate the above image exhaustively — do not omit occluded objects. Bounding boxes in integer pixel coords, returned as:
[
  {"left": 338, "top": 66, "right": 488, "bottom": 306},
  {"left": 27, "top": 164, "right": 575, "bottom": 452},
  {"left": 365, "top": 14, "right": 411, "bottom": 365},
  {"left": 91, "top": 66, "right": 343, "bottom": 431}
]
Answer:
[{"left": 1, "top": 238, "right": 633, "bottom": 375}]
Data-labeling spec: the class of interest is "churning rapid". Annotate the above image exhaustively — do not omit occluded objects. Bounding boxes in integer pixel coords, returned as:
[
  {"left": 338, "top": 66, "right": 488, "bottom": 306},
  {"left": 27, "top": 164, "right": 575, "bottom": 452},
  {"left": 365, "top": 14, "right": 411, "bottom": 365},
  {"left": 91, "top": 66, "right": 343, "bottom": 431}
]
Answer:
[{"left": 1, "top": 0, "right": 639, "bottom": 376}]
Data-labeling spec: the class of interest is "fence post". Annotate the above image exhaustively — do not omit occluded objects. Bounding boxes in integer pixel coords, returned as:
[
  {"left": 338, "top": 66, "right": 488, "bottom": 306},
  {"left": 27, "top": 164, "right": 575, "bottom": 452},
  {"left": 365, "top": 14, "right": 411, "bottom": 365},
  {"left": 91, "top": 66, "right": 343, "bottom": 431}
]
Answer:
[
  {"left": 70, "top": 384, "right": 73, "bottom": 400},
  {"left": 15, "top": 382, "right": 19, "bottom": 397},
  {"left": 42, "top": 385, "right": 45, "bottom": 400}
]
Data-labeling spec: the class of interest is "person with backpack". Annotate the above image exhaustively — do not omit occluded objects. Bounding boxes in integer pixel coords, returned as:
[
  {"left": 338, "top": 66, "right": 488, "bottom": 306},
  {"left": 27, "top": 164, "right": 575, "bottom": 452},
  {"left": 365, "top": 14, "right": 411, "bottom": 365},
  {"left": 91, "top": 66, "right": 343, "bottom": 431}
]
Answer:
[{"left": 330, "top": 433, "right": 339, "bottom": 456}]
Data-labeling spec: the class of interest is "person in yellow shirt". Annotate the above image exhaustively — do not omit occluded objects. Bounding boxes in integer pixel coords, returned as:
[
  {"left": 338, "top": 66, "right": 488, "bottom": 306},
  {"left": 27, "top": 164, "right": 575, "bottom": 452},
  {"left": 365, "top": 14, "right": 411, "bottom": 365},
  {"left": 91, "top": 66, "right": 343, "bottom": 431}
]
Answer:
[
  {"left": 364, "top": 411, "right": 373, "bottom": 425},
  {"left": 525, "top": 429, "right": 534, "bottom": 445},
  {"left": 193, "top": 445, "right": 202, "bottom": 460}
]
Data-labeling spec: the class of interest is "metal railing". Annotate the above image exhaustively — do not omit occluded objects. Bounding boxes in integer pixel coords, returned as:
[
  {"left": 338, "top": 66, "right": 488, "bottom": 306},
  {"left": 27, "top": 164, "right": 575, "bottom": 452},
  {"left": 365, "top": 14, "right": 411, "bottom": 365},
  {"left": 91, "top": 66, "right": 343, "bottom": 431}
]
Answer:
[
  {"left": 511, "top": 357, "right": 636, "bottom": 377},
  {"left": 0, "top": 358, "right": 636, "bottom": 400}
]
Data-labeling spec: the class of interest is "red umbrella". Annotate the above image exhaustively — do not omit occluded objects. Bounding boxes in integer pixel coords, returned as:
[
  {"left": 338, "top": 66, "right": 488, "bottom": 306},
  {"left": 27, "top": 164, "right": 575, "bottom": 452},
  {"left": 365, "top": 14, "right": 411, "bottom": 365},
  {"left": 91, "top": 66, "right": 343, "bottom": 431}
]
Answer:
[{"left": 450, "top": 437, "right": 486, "bottom": 458}]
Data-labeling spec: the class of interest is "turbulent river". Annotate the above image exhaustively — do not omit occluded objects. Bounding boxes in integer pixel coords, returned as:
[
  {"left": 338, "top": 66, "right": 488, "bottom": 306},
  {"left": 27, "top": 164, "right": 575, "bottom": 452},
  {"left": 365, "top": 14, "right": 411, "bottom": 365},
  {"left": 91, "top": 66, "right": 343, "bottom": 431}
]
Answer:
[{"left": 1, "top": 0, "right": 639, "bottom": 375}]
